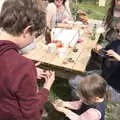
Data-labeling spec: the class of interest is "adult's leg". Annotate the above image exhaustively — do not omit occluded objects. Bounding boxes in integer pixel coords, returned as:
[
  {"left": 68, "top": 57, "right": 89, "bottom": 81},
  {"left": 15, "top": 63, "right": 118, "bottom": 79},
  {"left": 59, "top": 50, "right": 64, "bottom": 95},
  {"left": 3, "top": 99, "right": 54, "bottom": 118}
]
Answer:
[
  {"left": 68, "top": 75, "right": 83, "bottom": 99},
  {"left": 108, "top": 86, "right": 120, "bottom": 102}
]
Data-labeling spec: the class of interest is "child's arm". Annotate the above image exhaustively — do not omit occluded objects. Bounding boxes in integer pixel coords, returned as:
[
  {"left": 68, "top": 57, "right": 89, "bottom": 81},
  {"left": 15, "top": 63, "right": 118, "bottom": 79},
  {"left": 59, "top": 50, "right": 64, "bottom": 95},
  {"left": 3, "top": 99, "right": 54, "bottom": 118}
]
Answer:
[
  {"left": 53, "top": 105, "right": 101, "bottom": 120},
  {"left": 77, "top": 108, "right": 101, "bottom": 120},
  {"left": 106, "top": 49, "right": 120, "bottom": 61},
  {"left": 53, "top": 105, "right": 80, "bottom": 120},
  {"left": 54, "top": 99, "right": 82, "bottom": 110},
  {"left": 63, "top": 100, "right": 82, "bottom": 110}
]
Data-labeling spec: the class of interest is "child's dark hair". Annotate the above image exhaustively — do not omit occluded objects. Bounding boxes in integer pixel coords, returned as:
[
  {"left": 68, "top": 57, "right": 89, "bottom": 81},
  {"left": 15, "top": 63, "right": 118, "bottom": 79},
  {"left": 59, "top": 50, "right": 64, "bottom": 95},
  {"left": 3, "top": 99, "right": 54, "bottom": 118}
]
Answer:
[
  {"left": 77, "top": 74, "right": 109, "bottom": 101},
  {"left": 0, "top": 0, "right": 46, "bottom": 36}
]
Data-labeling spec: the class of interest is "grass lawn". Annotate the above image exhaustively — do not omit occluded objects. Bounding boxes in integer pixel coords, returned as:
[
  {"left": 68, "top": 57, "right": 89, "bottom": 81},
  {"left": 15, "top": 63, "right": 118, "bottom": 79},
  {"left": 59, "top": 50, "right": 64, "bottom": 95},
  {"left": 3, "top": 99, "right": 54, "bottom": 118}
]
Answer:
[
  {"left": 72, "top": 2, "right": 107, "bottom": 20},
  {"left": 39, "top": 78, "right": 72, "bottom": 120}
]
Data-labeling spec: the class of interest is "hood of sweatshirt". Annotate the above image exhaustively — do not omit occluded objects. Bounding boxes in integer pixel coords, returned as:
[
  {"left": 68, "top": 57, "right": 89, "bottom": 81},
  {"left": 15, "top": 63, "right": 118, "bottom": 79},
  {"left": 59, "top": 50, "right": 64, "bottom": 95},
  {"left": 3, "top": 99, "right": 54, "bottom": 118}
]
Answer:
[{"left": 0, "top": 40, "right": 19, "bottom": 56}]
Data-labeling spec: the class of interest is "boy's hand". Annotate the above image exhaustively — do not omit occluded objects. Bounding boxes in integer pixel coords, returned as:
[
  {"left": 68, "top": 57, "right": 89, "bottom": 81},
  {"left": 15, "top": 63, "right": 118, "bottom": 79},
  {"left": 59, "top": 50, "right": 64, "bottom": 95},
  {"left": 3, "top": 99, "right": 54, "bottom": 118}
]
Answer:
[
  {"left": 36, "top": 67, "right": 48, "bottom": 80},
  {"left": 106, "top": 49, "right": 120, "bottom": 61},
  {"left": 35, "top": 61, "right": 41, "bottom": 66},
  {"left": 43, "top": 71, "right": 55, "bottom": 90}
]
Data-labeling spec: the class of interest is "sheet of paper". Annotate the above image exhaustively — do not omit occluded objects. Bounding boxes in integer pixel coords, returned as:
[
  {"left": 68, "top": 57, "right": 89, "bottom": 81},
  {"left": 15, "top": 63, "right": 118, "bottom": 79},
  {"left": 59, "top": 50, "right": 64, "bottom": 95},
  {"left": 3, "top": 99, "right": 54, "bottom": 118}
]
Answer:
[{"left": 51, "top": 28, "right": 79, "bottom": 47}]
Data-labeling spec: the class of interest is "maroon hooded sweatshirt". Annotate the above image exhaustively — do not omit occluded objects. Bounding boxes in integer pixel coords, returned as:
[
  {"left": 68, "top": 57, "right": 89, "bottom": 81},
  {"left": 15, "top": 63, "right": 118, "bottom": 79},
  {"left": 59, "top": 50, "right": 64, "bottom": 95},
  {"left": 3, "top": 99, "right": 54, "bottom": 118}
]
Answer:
[{"left": 0, "top": 40, "right": 49, "bottom": 120}]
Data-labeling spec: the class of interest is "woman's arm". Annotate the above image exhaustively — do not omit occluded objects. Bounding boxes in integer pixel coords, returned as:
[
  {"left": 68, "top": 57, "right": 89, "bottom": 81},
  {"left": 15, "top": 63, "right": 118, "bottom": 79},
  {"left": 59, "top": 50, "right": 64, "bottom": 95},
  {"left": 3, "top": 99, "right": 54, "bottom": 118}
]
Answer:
[
  {"left": 106, "top": 49, "right": 120, "bottom": 61},
  {"left": 46, "top": 3, "right": 56, "bottom": 28}
]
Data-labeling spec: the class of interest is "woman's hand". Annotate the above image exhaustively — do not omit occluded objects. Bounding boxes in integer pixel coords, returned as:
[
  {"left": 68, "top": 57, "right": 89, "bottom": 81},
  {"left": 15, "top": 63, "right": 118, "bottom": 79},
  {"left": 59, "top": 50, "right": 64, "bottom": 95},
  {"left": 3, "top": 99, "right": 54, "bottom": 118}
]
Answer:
[
  {"left": 53, "top": 103, "right": 77, "bottom": 118},
  {"left": 93, "top": 44, "right": 103, "bottom": 53},
  {"left": 106, "top": 49, "right": 120, "bottom": 61}
]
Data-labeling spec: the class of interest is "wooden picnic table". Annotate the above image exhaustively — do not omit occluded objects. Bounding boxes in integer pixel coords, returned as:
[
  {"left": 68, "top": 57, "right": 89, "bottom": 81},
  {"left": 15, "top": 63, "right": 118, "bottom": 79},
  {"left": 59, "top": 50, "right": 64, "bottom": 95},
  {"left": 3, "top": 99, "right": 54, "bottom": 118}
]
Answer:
[{"left": 23, "top": 19, "right": 102, "bottom": 79}]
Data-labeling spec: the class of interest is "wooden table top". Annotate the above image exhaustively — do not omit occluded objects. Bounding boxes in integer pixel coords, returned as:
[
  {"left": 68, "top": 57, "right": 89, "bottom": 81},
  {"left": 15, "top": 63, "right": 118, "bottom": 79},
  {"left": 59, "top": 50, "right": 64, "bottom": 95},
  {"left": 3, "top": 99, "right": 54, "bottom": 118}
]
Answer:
[{"left": 23, "top": 19, "right": 102, "bottom": 74}]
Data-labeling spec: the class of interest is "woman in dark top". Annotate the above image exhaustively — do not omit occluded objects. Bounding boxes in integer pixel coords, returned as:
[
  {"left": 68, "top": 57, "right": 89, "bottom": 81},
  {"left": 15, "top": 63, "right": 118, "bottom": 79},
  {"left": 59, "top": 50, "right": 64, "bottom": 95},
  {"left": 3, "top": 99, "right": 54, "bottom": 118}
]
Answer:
[{"left": 104, "top": 0, "right": 120, "bottom": 42}]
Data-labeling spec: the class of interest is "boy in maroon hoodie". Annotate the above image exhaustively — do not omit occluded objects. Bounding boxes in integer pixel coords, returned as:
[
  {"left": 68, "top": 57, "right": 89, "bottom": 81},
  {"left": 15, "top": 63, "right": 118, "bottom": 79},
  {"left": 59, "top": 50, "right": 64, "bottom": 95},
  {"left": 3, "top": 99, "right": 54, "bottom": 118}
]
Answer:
[{"left": 0, "top": 0, "right": 55, "bottom": 120}]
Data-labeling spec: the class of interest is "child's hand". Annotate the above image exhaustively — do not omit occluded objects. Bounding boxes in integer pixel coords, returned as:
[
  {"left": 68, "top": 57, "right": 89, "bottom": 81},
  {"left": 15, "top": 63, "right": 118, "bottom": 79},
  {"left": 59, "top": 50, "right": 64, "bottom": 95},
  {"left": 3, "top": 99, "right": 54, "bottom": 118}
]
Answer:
[
  {"left": 53, "top": 103, "right": 66, "bottom": 112},
  {"left": 53, "top": 103, "right": 73, "bottom": 116},
  {"left": 106, "top": 49, "right": 120, "bottom": 61},
  {"left": 53, "top": 99, "right": 64, "bottom": 107}
]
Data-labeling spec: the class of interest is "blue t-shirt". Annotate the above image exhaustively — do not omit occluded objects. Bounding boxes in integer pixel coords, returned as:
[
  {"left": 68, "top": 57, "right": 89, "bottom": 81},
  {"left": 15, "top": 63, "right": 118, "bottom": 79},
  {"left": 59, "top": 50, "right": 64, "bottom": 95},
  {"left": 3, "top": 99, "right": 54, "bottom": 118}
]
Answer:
[{"left": 73, "top": 101, "right": 105, "bottom": 120}]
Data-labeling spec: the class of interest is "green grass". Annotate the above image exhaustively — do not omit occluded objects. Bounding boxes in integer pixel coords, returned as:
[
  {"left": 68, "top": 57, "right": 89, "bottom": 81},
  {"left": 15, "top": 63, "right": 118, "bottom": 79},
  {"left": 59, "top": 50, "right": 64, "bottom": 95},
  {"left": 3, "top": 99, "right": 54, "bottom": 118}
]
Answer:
[
  {"left": 105, "top": 102, "right": 120, "bottom": 120},
  {"left": 49, "top": 78, "right": 72, "bottom": 101},
  {"left": 72, "top": 2, "right": 107, "bottom": 20},
  {"left": 40, "top": 78, "right": 72, "bottom": 120}
]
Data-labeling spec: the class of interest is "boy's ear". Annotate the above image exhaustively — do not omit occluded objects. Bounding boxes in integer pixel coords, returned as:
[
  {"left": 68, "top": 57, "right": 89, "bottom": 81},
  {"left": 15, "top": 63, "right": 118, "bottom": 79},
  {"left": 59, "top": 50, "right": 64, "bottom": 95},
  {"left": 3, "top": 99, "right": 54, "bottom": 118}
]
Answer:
[
  {"left": 22, "top": 26, "right": 32, "bottom": 38},
  {"left": 95, "top": 97, "right": 102, "bottom": 102}
]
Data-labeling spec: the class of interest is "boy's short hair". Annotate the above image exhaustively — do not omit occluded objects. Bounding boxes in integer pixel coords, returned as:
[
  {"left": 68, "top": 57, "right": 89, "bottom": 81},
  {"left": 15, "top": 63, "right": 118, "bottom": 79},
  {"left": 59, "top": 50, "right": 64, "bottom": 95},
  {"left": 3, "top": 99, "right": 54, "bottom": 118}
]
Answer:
[
  {"left": 0, "top": 0, "right": 46, "bottom": 36},
  {"left": 77, "top": 74, "right": 107, "bottom": 100}
]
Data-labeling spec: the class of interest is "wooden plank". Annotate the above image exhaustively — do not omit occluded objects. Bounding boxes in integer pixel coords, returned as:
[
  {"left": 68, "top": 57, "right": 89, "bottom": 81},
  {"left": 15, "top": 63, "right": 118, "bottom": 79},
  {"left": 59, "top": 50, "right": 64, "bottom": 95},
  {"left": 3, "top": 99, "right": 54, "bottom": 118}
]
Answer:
[
  {"left": 23, "top": 36, "right": 57, "bottom": 63},
  {"left": 60, "top": 43, "right": 83, "bottom": 70},
  {"left": 73, "top": 31, "right": 100, "bottom": 72}
]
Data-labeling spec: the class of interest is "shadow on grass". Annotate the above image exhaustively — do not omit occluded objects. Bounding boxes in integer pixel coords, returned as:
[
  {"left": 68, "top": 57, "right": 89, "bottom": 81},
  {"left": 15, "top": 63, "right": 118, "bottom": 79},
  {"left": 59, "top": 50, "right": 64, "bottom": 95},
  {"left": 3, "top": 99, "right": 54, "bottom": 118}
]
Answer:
[
  {"left": 40, "top": 77, "right": 72, "bottom": 120},
  {"left": 49, "top": 77, "right": 72, "bottom": 101},
  {"left": 43, "top": 102, "right": 69, "bottom": 120}
]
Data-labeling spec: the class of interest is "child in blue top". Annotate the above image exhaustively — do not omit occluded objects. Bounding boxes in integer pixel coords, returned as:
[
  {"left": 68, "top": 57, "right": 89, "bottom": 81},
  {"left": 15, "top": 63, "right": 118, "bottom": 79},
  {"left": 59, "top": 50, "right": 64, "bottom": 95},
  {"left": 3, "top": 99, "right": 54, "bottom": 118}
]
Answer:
[{"left": 53, "top": 74, "right": 108, "bottom": 120}]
